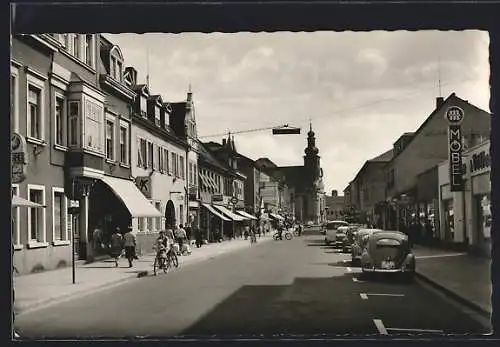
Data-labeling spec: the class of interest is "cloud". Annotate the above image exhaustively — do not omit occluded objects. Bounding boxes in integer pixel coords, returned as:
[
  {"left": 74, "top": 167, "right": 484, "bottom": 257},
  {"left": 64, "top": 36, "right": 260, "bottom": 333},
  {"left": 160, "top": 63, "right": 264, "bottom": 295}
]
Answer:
[{"left": 105, "top": 30, "right": 490, "bottom": 194}]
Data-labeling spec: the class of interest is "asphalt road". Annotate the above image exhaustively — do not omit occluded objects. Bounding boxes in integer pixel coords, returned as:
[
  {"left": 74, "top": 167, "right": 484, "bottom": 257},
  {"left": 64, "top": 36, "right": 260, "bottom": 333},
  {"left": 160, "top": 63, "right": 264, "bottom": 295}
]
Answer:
[{"left": 15, "top": 229, "right": 490, "bottom": 339}]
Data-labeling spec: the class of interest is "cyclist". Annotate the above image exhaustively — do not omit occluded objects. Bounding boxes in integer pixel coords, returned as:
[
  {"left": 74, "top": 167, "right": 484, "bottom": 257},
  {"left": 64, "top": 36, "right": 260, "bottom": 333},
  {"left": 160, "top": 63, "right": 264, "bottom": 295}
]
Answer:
[{"left": 155, "top": 231, "right": 169, "bottom": 266}]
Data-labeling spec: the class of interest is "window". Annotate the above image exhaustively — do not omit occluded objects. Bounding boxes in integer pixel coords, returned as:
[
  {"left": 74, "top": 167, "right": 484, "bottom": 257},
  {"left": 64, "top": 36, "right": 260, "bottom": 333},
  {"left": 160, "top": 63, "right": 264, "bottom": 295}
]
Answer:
[
  {"left": 157, "top": 146, "right": 163, "bottom": 172},
  {"left": 163, "top": 148, "right": 169, "bottom": 173},
  {"left": 116, "top": 61, "right": 123, "bottom": 82},
  {"left": 11, "top": 66, "right": 19, "bottom": 132},
  {"left": 27, "top": 184, "right": 46, "bottom": 245},
  {"left": 155, "top": 202, "right": 162, "bottom": 231},
  {"left": 68, "top": 101, "right": 80, "bottom": 146},
  {"left": 138, "top": 138, "right": 147, "bottom": 168},
  {"left": 189, "top": 162, "right": 193, "bottom": 185},
  {"left": 147, "top": 217, "right": 153, "bottom": 232},
  {"left": 28, "top": 85, "right": 42, "bottom": 140},
  {"left": 84, "top": 99, "right": 103, "bottom": 152},
  {"left": 84, "top": 34, "right": 93, "bottom": 67},
  {"left": 155, "top": 107, "right": 161, "bottom": 126},
  {"left": 72, "top": 34, "right": 80, "bottom": 59},
  {"left": 147, "top": 141, "right": 154, "bottom": 169},
  {"left": 110, "top": 57, "right": 116, "bottom": 79},
  {"left": 140, "top": 96, "right": 147, "bottom": 117},
  {"left": 55, "top": 95, "right": 65, "bottom": 146},
  {"left": 52, "top": 188, "right": 68, "bottom": 242},
  {"left": 119, "top": 125, "right": 128, "bottom": 164},
  {"left": 171, "top": 152, "right": 177, "bottom": 177},
  {"left": 106, "top": 120, "right": 114, "bottom": 160},
  {"left": 12, "top": 185, "right": 20, "bottom": 248},
  {"left": 180, "top": 156, "right": 185, "bottom": 179},
  {"left": 138, "top": 217, "right": 145, "bottom": 232}
]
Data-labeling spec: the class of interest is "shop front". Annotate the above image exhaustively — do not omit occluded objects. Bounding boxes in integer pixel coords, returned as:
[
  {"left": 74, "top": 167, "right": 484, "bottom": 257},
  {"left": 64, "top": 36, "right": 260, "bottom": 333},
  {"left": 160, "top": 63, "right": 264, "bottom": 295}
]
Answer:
[{"left": 466, "top": 140, "right": 491, "bottom": 257}]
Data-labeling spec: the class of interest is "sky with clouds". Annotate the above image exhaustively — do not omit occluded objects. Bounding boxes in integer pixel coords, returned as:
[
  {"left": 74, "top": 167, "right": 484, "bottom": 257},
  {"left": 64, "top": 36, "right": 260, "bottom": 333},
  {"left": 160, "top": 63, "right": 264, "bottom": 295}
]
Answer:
[{"left": 106, "top": 30, "right": 490, "bottom": 195}]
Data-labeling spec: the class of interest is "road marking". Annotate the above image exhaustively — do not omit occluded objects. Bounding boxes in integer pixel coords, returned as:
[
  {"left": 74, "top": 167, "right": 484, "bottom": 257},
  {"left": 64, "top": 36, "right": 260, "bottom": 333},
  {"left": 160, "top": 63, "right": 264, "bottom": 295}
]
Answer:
[
  {"left": 360, "top": 293, "right": 369, "bottom": 300},
  {"left": 352, "top": 277, "right": 364, "bottom": 283},
  {"left": 367, "top": 293, "right": 405, "bottom": 297},
  {"left": 373, "top": 319, "right": 388, "bottom": 335},
  {"left": 386, "top": 328, "right": 444, "bottom": 333},
  {"left": 415, "top": 253, "right": 467, "bottom": 259},
  {"left": 346, "top": 266, "right": 352, "bottom": 272}
]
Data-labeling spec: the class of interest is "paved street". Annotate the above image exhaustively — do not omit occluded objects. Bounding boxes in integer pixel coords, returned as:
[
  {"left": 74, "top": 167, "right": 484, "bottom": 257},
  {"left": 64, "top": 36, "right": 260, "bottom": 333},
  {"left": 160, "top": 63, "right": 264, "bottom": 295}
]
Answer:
[{"left": 15, "top": 229, "right": 490, "bottom": 339}]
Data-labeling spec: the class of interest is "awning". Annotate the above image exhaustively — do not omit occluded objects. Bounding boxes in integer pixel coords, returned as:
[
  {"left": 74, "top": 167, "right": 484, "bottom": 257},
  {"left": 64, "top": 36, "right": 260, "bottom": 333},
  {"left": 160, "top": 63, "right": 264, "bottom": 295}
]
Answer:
[
  {"left": 100, "top": 175, "right": 162, "bottom": 217},
  {"left": 12, "top": 195, "right": 46, "bottom": 208},
  {"left": 213, "top": 204, "right": 247, "bottom": 221},
  {"left": 269, "top": 213, "right": 285, "bottom": 220},
  {"left": 236, "top": 210, "right": 258, "bottom": 220},
  {"left": 199, "top": 173, "right": 215, "bottom": 191},
  {"left": 202, "top": 203, "right": 230, "bottom": 222},
  {"left": 206, "top": 176, "right": 218, "bottom": 191}
]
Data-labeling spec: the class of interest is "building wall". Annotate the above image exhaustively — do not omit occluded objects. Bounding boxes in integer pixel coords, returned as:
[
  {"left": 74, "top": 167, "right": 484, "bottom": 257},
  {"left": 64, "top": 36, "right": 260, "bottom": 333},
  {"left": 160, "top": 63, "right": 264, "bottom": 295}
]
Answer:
[
  {"left": 131, "top": 125, "right": 188, "bottom": 232},
  {"left": 387, "top": 97, "right": 490, "bottom": 198},
  {"left": 11, "top": 37, "right": 75, "bottom": 274}
]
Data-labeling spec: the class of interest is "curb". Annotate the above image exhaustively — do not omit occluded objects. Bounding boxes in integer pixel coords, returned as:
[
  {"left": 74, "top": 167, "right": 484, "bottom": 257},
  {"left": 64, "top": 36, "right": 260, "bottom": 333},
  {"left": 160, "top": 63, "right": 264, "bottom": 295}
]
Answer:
[{"left": 415, "top": 271, "right": 491, "bottom": 320}]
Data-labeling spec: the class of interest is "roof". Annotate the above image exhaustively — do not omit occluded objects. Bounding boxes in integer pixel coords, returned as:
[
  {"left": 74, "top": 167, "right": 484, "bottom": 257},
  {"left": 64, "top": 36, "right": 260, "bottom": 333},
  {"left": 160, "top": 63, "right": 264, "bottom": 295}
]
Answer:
[
  {"left": 197, "top": 141, "right": 229, "bottom": 172},
  {"left": 389, "top": 92, "right": 491, "bottom": 162},
  {"left": 369, "top": 148, "right": 393, "bottom": 162},
  {"left": 369, "top": 231, "right": 408, "bottom": 241}
]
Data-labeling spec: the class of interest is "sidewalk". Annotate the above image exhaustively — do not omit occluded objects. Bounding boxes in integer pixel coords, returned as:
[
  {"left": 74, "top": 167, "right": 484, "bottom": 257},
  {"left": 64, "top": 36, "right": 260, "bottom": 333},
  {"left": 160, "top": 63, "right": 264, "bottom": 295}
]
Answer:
[
  {"left": 14, "top": 235, "right": 272, "bottom": 315},
  {"left": 412, "top": 245, "right": 492, "bottom": 318}
]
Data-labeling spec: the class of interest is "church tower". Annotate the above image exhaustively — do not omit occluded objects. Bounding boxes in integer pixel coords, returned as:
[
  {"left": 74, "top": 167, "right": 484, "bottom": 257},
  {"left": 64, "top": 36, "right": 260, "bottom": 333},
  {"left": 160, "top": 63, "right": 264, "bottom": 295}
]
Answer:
[{"left": 303, "top": 123, "right": 321, "bottom": 185}]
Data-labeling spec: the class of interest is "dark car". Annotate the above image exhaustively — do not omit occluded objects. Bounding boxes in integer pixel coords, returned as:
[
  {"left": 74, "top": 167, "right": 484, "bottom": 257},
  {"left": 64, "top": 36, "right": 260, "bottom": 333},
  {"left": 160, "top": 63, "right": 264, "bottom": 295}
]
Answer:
[
  {"left": 360, "top": 231, "right": 416, "bottom": 282},
  {"left": 342, "top": 226, "right": 359, "bottom": 253}
]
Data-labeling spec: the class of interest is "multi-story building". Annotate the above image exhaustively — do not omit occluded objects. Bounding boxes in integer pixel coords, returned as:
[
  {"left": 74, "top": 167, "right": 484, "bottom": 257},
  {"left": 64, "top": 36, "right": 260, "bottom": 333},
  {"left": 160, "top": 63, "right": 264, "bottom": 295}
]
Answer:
[
  {"left": 383, "top": 93, "right": 490, "bottom": 230},
  {"left": 125, "top": 67, "right": 189, "bottom": 253},
  {"left": 169, "top": 88, "right": 200, "bottom": 230},
  {"left": 325, "top": 190, "right": 345, "bottom": 220},
  {"left": 349, "top": 149, "right": 393, "bottom": 226}
]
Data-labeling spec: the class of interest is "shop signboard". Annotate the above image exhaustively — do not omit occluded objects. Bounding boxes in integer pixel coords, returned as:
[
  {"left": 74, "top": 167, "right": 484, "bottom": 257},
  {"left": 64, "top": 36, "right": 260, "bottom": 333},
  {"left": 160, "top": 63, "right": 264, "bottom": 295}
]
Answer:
[
  {"left": 212, "top": 194, "right": 223, "bottom": 202},
  {"left": 11, "top": 132, "right": 28, "bottom": 184},
  {"left": 135, "top": 176, "right": 152, "bottom": 198},
  {"left": 445, "top": 106, "right": 465, "bottom": 191}
]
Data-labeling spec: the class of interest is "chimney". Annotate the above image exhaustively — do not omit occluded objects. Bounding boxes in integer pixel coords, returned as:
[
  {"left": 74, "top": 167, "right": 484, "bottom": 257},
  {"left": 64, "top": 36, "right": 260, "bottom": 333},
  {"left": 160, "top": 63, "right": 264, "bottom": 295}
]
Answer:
[
  {"left": 436, "top": 97, "right": 445, "bottom": 109},
  {"left": 222, "top": 139, "right": 227, "bottom": 146},
  {"left": 332, "top": 190, "right": 338, "bottom": 197}
]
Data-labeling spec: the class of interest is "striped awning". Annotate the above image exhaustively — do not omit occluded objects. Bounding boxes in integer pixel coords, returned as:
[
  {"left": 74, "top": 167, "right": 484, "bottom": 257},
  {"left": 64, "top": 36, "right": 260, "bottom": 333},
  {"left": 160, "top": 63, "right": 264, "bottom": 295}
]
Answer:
[
  {"left": 269, "top": 213, "right": 285, "bottom": 220},
  {"left": 202, "top": 203, "right": 230, "bottom": 222},
  {"left": 213, "top": 205, "right": 247, "bottom": 221},
  {"left": 236, "top": 210, "right": 258, "bottom": 220}
]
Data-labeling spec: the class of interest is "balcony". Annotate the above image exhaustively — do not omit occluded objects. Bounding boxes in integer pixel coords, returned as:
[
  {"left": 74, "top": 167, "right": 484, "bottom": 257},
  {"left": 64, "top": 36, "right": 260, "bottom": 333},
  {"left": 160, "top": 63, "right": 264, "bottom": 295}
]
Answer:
[{"left": 65, "top": 150, "right": 104, "bottom": 172}]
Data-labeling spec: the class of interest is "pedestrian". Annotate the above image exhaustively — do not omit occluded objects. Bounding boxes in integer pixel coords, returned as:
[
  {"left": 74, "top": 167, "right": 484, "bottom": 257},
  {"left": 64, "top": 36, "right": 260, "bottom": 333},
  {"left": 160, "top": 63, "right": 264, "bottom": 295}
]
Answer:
[
  {"left": 92, "top": 222, "right": 104, "bottom": 253},
  {"left": 123, "top": 228, "right": 137, "bottom": 268},
  {"left": 244, "top": 225, "right": 250, "bottom": 240},
  {"left": 176, "top": 224, "right": 187, "bottom": 255},
  {"left": 298, "top": 222, "right": 303, "bottom": 237},
  {"left": 185, "top": 224, "right": 192, "bottom": 243},
  {"left": 249, "top": 225, "right": 257, "bottom": 244},
  {"left": 109, "top": 227, "right": 124, "bottom": 267},
  {"left": 194, "top": 226, "right": 203, "bottom": 248}
]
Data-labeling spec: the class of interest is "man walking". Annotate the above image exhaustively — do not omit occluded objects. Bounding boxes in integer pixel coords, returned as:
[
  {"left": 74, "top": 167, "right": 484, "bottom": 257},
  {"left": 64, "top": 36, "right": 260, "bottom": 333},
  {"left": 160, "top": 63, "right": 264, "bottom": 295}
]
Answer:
[
  {"left": 123, "top": 228, "right": 137, "bottom": 268},
  {"left": 176, "top": 224, "right": 187, "bottom": 255}
]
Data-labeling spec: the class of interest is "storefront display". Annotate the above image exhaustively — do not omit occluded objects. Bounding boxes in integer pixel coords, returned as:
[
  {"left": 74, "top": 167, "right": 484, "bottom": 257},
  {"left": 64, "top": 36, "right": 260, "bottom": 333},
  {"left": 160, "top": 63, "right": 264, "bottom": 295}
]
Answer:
[{"left": 443, "top": 199, "right": 454, "bottom": 242}]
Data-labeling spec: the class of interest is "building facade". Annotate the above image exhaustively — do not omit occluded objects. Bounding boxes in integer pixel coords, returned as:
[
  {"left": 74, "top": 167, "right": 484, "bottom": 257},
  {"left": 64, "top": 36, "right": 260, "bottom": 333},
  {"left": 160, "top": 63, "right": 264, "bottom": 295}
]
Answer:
[
  {"left": 325, "top": 190, "right": 345, "bottom": 220},
  {"left": 437, "top": 140, "right": 491, "bottom": 257},
  {"left": 383, "top": 94, "right": 490, "bottom": 230}
]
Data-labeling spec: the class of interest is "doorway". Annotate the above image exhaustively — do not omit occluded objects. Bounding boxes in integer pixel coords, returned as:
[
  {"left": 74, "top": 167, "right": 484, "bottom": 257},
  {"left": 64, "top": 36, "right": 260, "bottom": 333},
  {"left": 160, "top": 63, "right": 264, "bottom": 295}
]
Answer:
[{"left": 165, "top": 200, "right": 176, "bottom": 228}]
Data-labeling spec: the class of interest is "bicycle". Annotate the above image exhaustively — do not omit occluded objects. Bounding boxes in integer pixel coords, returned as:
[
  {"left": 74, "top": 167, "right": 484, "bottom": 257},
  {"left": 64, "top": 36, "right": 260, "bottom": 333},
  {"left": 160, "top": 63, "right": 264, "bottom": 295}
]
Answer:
[
  {"left": 273, "top": 230, "right": 293, "bottom": 241},
  {"left": 153, "top": 244, "right": 179, "bottom": 276}
]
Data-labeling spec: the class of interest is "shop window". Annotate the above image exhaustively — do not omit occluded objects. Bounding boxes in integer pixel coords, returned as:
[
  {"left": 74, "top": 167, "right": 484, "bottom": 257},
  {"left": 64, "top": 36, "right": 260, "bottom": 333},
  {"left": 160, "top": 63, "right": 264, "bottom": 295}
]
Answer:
[{"left": 138, "top": 217, "right": 145, "bottom": 232}]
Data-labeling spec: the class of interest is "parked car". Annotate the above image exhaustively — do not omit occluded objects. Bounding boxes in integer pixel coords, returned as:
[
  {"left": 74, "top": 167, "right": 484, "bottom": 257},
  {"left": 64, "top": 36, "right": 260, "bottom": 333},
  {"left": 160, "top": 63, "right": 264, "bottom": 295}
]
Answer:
[
  {"left": 342, "top": 226, "right": 360, "bottom": 253},
  {"left": 351, "top": 228, "right": 383, "bottom": 264},
  {"left": 324, "top": 221, "right": 349, "bottom": 246},
  {"left": 360, "top": 231, "right": 416, "bottom": 282}
]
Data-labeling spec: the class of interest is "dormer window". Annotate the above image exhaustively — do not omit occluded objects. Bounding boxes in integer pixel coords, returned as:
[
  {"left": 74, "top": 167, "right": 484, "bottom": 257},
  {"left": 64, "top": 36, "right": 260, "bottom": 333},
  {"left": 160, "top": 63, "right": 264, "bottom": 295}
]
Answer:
[
  {"left": 140, "top": 95, "right": 147, "bottom": 117},
  {"left": 109, "top": 46, "right": 124, "bottom": 83},
  {"left": 155, "top": 106, "right": 161, "bottom": 126}
]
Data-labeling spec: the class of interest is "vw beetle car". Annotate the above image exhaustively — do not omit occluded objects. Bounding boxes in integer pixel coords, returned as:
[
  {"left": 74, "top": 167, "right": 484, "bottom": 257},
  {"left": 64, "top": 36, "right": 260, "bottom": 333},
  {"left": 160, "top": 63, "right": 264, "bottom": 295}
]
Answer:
[
  {"left": 360, "top": 231, "right": 416, "bottom": 281},
  {"left": 324, "top": 220, "right": 349, "bottom": 246},
  {"left": 351, "top": 228, "right": 383, "bottom": 264}
]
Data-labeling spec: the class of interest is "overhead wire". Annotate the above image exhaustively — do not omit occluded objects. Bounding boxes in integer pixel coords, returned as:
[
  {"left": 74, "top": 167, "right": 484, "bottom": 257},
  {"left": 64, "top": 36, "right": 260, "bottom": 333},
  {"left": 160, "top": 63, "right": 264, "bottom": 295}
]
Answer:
[{"left": 198, "top": 76, "right": 474, "bottom": 139}]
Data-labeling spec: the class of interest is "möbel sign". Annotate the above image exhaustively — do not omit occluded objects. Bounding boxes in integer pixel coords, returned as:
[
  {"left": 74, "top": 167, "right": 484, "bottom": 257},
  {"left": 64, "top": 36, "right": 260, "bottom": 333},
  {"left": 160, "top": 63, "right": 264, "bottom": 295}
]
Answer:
[
  {"left": 11, "top": 132, "right": 28, "bottom": 184},
  {"left": 445, "top": 106, "right": 465, "bottom": 191}
]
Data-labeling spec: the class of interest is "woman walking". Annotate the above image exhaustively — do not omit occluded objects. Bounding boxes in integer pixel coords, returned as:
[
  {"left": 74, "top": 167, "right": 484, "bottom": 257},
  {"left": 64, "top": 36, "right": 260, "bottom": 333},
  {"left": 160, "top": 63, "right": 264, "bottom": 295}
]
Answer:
[{"left": 109, "top": 227, "right": 124, "bottom": 267}]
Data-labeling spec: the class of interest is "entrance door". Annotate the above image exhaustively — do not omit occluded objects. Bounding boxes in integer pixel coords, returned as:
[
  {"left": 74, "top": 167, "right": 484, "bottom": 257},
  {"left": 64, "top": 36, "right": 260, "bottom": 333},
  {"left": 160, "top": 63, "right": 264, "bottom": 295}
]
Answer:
[{"left": 165, "top": 200, "right": 176, "bottom": 228}]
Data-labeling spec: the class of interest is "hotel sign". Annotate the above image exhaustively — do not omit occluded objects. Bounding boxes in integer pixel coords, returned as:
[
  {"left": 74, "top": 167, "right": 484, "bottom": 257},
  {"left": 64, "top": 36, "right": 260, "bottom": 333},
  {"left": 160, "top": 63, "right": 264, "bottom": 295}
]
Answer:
[{"left": 445, "top": 106, "right": 464, "bottom": 191}]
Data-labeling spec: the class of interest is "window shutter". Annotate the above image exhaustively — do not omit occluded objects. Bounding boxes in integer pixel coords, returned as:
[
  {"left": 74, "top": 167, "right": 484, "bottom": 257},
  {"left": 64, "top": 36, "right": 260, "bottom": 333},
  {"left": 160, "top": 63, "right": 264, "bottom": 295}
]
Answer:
[{"left": 137, "top": 138, "right": 142, "bottom": 167}]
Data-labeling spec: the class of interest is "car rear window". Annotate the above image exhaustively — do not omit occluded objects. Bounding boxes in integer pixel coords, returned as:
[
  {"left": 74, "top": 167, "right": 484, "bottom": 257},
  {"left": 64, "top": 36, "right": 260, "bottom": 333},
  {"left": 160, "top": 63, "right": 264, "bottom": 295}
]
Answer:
[{"left": 376, "top": 238, "right": 401, "bottom": 247}]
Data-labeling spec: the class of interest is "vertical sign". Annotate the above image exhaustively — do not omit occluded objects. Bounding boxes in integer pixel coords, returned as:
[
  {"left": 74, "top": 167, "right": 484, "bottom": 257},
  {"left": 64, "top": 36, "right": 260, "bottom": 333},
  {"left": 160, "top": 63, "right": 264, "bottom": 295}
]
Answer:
[
  {"left": 445, "top": 106, "right": 465, "bottom": 191},
  {"left": 11, "top": 132, "right": 28, "bottom": 184}
]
